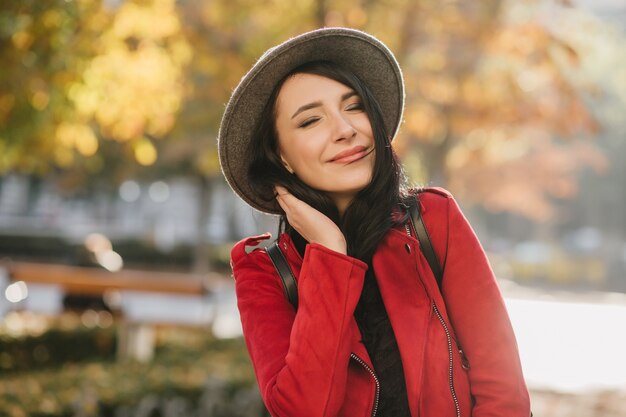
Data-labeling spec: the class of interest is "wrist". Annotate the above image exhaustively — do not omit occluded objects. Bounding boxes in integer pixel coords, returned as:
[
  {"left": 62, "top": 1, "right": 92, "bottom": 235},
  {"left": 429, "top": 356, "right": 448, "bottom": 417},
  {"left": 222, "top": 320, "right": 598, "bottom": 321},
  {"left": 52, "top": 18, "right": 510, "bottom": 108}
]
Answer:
[
  {"left": 325, "top": 237, "right": 347, "bottom": 255},
  {"left": 308, "top": 235, "right": 346, "bottom": 255}
]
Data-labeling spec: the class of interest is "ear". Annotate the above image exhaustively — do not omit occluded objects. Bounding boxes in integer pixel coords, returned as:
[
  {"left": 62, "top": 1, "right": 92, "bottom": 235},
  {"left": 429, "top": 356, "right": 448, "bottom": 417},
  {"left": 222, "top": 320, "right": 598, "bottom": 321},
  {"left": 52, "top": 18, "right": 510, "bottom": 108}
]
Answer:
[{"left": 280, "top": 154, "right": 295, "bottom": 174}]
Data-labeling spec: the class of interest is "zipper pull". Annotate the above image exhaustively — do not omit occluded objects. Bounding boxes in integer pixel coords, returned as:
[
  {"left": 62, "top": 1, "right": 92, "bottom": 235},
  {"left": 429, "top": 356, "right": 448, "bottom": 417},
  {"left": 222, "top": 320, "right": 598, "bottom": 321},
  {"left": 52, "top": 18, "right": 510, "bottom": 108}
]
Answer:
[{"left": 459, "top": 348, "right": 470, "bottom": 370}]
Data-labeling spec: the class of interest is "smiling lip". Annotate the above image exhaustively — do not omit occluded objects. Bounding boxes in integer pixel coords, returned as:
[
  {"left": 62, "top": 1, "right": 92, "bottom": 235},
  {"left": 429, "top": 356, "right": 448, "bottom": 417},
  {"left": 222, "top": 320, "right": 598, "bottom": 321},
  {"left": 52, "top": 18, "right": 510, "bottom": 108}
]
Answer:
[{"left": 328, "top": 146, "right": 371, "bottom": 164}]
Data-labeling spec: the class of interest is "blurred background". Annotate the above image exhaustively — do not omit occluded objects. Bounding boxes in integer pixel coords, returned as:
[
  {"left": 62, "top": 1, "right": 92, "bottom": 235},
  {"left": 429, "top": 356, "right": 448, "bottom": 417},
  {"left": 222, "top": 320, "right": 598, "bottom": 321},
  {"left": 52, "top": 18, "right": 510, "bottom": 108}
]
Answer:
[{"left": 0, "top": 0, "right": 625, "bottom": 416}]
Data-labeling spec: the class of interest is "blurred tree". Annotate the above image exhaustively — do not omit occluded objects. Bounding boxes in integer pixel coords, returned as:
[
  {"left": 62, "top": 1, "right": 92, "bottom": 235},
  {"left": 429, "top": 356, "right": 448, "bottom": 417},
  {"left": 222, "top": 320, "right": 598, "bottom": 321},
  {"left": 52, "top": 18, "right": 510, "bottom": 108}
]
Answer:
[
  {"left": 350, "top": 0, "right": 609, "bottom": 220},
  {"left": 176, "top": 0, "right": 615, "bottom": 221},
  {"left": 0, "top": 0, "right": 621, "bottom": 223},
  {"left": 0, "top": 0, "right": 191, "bottom": 192},
  {"left": 0, "top": 0, "right": 94, "bottom": 175}
]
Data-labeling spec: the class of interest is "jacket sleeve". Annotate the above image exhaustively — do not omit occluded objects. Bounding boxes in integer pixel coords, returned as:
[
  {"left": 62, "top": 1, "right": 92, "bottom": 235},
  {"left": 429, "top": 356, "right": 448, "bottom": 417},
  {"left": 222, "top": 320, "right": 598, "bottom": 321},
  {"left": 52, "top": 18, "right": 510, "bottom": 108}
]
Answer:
[
  {"left": 231, "top": 237, "right": 367, "bottom": 417},
  {"left": 424, "top": 190, "right": 531, "bottom": 417}
]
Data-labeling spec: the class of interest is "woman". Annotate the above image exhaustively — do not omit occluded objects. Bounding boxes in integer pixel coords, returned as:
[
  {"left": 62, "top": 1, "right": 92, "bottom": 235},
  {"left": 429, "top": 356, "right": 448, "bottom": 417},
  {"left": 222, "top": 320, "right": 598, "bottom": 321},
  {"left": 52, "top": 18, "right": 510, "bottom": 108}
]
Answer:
[{"left": 218, "top": 27, "right": 531, "bottom": 417}]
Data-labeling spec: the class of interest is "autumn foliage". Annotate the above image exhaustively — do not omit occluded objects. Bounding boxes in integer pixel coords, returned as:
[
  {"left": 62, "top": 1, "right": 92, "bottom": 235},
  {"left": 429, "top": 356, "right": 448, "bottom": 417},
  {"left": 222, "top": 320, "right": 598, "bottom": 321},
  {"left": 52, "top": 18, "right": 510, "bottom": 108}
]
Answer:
[{"left": 0, "top": 0, "right": 621, "bottom": 219}]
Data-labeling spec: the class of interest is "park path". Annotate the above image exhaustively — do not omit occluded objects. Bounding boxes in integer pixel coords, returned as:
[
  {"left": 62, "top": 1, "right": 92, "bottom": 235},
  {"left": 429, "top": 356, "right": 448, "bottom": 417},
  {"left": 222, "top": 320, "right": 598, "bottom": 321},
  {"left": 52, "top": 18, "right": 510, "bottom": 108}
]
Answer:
[
  {"left": 530, "top": 389, "right": 626, "bottom": 417},
  {"left": 503, "top": 283, "right": 626, "bottom": 417}
]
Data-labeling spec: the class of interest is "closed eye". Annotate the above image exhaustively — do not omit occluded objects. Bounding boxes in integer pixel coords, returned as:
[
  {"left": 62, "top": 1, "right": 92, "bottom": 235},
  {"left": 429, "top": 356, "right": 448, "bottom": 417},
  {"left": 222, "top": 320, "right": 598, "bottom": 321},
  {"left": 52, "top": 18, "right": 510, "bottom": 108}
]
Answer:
[
  {"left": 346, "top": 102, "right": 364, "bottom": 111},
  {"left": 298, "top": 117, "right": 320, "bottom": 128}
]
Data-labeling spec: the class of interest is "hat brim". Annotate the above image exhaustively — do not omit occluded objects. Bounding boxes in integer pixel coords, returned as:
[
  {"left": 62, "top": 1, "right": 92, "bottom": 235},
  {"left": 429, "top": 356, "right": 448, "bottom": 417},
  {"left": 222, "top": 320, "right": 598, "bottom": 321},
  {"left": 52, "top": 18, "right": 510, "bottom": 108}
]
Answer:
[{"left": 218, "top": 27, "right": 405, "bottom": 215}]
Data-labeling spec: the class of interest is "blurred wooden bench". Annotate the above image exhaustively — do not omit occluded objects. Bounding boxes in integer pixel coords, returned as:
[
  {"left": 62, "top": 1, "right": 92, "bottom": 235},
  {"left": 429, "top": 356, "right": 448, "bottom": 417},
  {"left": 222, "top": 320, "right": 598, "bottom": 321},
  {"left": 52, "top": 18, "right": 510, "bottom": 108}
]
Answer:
[
  {"left": 2, "top": 261, "right": 219, "bottom": 362},
  {"left": 4, "top": 261, "right": 211, "bottom": 296}
]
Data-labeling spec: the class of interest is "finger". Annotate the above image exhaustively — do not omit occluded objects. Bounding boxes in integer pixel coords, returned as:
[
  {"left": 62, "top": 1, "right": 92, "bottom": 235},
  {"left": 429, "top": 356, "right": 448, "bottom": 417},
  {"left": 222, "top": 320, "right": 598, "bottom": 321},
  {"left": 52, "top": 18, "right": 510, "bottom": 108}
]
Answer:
[
  {"left": 275, "top": 186, "right": 301, "bottom": 209},
  {"left": 274, "top": 185, "right": 290, "bottom": 197},
  {"left": 275, "top": 192, "right": 289, "bottom": 213}
]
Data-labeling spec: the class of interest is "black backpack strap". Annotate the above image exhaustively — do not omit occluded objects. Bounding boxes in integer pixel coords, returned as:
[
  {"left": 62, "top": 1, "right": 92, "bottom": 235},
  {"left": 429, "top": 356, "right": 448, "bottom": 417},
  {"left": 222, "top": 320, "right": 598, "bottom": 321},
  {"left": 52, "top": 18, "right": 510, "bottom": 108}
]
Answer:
[
  {"left": 406, "top": 195, "right": 444, "bottom": 291},
  {"left": 267, "top": 242, "right": 299, "bottom": 309}
]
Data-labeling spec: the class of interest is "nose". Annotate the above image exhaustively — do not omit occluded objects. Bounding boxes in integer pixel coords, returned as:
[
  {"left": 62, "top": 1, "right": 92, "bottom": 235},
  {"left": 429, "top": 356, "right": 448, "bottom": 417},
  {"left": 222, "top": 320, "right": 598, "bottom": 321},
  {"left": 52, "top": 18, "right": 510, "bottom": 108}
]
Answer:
[{"left": 330, "top": 112, "right": 357, "bottom": 142}]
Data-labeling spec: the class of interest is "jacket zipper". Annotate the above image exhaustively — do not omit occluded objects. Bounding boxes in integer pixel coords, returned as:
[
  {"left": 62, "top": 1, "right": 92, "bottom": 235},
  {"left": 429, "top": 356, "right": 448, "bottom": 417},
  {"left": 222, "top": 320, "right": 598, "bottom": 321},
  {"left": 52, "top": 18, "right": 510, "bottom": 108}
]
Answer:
[
  {"left": 433, "top": 302, "right": 461, "bottom": 417},
  {"left": 351, "top": 353, "right": 380, "bottom": 417},
  {"left": 405, "top": 220, "right": 462, "bottom": 417}
]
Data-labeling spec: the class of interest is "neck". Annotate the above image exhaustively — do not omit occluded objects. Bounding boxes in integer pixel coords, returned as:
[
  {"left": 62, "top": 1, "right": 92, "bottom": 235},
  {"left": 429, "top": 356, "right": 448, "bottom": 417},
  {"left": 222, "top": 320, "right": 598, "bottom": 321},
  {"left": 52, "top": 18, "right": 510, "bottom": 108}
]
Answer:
[{"left": 332, "top": 194, "right": 353, "bottom": 218}]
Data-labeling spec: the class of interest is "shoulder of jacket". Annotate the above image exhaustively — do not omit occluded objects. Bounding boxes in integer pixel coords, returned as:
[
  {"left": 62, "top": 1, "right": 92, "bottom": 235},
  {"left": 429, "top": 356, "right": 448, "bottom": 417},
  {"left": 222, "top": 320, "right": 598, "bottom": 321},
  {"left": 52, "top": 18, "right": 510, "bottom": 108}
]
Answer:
[
  {"left": 230, "top": 232, "right": 273, "bottom": 270},
  {"left": 407, "top": 186, "right": 453, "bottom": 211},
  {"left": 409, "top": 186, "right": 455, "bottom": 225},
  {"left": 415, "top": 186, "right": 453, "bottom": 199}
]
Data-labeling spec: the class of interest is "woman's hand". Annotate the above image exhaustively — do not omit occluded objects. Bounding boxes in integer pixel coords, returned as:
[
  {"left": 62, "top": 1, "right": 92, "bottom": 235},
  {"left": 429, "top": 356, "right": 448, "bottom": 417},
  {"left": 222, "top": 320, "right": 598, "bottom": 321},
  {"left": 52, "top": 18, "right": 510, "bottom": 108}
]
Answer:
[{"left": 275, "top": 185, "right": 347, "bottom": 255}]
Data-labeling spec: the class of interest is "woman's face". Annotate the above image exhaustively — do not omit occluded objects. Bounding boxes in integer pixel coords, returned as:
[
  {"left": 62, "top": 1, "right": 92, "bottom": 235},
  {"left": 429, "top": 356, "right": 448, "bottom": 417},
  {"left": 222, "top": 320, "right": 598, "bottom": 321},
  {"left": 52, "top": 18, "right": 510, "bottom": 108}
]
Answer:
[{"left": 274, "top": 73, "right": 375, "bottom": 211}]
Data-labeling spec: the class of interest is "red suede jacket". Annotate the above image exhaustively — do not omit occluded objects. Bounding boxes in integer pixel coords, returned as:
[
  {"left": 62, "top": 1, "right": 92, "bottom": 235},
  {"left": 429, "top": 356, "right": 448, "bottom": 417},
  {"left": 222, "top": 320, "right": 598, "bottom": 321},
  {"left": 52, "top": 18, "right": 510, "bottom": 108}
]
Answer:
[{"left": 231, "top": 188, "right": 531, "bottom": 417}]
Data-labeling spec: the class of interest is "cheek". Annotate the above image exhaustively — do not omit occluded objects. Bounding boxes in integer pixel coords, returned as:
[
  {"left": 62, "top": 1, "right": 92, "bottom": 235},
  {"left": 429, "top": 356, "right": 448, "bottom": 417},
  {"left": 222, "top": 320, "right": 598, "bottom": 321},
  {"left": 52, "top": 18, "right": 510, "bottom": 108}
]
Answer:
[
  {"left": 353, "top": 114, "right": 373, "bottom": 135},
  {"left": 282, "top": 133, "right": 325, "bottom": 171}
]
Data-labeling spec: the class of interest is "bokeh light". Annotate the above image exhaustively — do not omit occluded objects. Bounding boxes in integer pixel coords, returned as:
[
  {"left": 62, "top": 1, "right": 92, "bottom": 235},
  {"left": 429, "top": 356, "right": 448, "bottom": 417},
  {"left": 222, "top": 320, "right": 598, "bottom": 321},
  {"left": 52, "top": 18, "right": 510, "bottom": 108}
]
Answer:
[
  {"left": 119, "top": 180, "right": 141, "bottom": 202},
  {"left": 5, "top": 281, "right": 28, "bottom": 303}
]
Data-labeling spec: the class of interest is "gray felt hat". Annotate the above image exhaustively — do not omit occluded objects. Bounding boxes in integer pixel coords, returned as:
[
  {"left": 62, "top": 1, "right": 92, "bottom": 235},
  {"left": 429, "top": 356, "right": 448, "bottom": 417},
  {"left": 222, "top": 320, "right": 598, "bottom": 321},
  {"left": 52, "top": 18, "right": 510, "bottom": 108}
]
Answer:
[{"left": 217, "top": 27, "right": 405, "bottom": 214}]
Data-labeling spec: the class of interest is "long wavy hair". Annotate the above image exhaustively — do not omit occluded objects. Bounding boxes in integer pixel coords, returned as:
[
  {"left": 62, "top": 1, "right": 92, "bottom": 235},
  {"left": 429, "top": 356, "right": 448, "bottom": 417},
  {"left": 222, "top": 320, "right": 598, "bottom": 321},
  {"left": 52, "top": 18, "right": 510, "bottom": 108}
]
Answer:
[{"left": 248, "top": 60, "right": 410, "bottom": 263}]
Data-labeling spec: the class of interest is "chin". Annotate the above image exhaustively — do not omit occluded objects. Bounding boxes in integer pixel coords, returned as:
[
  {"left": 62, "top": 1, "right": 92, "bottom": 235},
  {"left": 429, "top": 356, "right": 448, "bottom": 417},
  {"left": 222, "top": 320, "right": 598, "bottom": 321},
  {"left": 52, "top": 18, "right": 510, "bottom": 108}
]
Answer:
[
  {"left": 328, "top": 182, "right": 371, "bottom": 197},
  {"left": 307, "top": 169, "right": 373, "bottom": 196}
]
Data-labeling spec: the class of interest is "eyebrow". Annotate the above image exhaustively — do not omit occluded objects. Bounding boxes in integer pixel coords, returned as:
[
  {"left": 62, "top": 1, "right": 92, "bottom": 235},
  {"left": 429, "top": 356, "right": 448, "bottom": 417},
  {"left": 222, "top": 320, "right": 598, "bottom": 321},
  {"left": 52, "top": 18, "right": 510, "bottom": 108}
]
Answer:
[{"left": 290, "top": 91, "right": 358, "bottom": 120}]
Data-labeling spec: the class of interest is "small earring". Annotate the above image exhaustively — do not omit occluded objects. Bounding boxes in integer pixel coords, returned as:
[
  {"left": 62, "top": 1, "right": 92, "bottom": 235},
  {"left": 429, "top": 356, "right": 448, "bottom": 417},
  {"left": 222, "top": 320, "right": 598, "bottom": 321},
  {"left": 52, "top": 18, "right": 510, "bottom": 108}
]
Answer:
[
  {"left": 282, "top": 162, "right": 294, "bottom": 174},
  {"left": 280, "top": 155, "right": 294, "bottom": 174}
]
